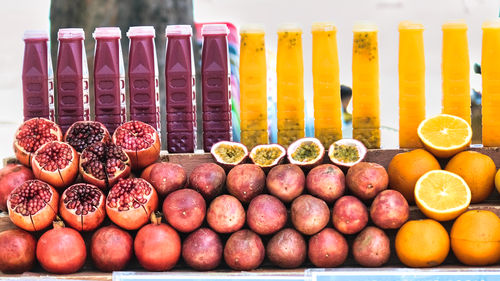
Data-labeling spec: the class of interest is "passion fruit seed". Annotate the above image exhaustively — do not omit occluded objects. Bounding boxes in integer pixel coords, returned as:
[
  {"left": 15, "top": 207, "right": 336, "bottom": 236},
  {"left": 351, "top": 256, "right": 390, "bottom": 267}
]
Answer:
[
  {"left": 63, "top": 184, "right": 102, "bottom": 215},
  {"left": 107, "top": 179, "right": 152, "bottom": 211},
  {"left": 9, "top": 181, "right": 53, "bottom": 216},
  {"left": 332, "top": 143, "right": 360, "bottom": 163},
  {"left": 253, "top": 147, "right": 281, "bottom": 166},
  {"left": 34, "top": 142, "right": 73, "bottom": 171},
  {"left": 66, "top": 122, "right": 107, "bottom": 153},
  {"left": 81, "top": 142, "right": 128, "bottom": 181},
  {"left": 114, "top": 122, "right": 156, "bottom": 151},
  {"left": 16, "top": 119, "right": 59, "bottom": 153},
  {"left": 291, "top": 142, "right": 320, "bottom": 162},
  {"left": 214, "top": 144, "right": 245, "bottom": 163}
]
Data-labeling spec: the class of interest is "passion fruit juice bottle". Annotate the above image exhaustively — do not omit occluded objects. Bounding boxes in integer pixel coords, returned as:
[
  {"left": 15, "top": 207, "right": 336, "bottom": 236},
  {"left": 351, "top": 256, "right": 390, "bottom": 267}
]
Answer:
[
  {"left": 442, "top": 21, "right": 470, "bottom": 125},
  {"left": 56, "top": 28, "right": 90, "bottom": 133},
  {"left": 276, "top": 24, "right": 304, "bottom": 147},
  {"left": 127, "top": 26, "right": 160, "bottom": 133},
  {"left": 312, "top": 22, "right": 342, "bottom": 148},
  {"left": 398, "top": 21, "right": 425, "bottom": 148},
  {"left": 93, "top": 27, "right": 126, "bottom": 134},
  {"left": 481, "top": 20, "right": 500, "bottom": 146},
  {"left": 352, "top": 23, "right": 380, "bottom": 149},
  {"left": 201, "top": 24, "right": 232, "bottom": 152},
  {"left": 239, "top": 25, "right": 268, "bottom": 150},
  {"left": 22, "top": 30, "right": 55, "bottom": 121},
  {"left": 165, "top": 25, "right": 196, "bottom": 153}
]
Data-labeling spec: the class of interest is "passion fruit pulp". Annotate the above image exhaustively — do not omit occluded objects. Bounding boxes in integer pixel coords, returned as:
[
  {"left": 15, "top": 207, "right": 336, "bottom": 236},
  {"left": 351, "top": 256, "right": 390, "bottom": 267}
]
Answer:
[
  {"left": 328, "top": 139, "right": 367, "bottom": 169},
  {"left": 249, "top": 144, "right": 286, "bottom": 172},
  {"left": 287, "top": 138, "right": 325, "bottom": 170},
  {"left": 210, "top": 141, "right": 248, "bottom": 170}
]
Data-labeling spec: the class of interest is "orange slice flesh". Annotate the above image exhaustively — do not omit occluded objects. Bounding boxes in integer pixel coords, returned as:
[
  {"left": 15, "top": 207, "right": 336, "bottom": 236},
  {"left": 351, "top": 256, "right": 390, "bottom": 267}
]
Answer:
[
  {"left": 417, "top": 114, "right": 471, "bottom": 158},
  {"left": 415, "top": 170, "right": 471, "bottom": 221}
]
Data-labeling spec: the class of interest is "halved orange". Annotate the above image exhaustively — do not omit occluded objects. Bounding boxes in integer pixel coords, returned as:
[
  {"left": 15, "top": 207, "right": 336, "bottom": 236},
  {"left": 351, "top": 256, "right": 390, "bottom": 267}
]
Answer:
[
  {"left": 415, "top": 170, "right": 471, "bottom": 221},
  {"left": 417, "top": 114, "right": 472, "bottom": 158}
]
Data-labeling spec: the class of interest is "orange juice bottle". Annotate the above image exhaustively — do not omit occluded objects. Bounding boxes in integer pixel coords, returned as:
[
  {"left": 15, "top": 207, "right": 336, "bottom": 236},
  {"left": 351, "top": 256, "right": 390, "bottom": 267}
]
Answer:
[
  {"left": 312, "top": 22, "right": 342, "bottom": 148},
  {"left": 442, "top": 21, "right": 470, "bottom": 124},
  {"left": 276, "top": 24, "right": 304, "bottom": 146},
  {"left": 482, "top": 20, "right": 500, "bottom": 146},
  {"left": 239, "top": 25, "right": 268, "bottom": 149},
  {"left": 352, "top": 23, "right": 380, "bottom": 148},
  {"left": 398, "top": 21, "right": 425, "bottom": 148}
]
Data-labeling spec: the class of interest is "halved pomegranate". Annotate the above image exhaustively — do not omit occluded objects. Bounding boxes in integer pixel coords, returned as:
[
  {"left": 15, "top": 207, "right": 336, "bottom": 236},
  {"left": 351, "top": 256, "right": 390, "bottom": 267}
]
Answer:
[
  {"left": 210, "top": 141, "right": 248, "bottom": 170},
  {"left": 112, "top": 121, "right": 161, "bottom": 170},
  {"left": 60, "top": 183, "right": 106, "bottom": 232},
  {"left": 287, "top": 137, "right": 325, "bottom": 170},
  {"left": 106, "top": 178, "right": 159, "bottom": 230},
  {"left": 64, "top": 121, "right": 110, "bottom": 153},
  {"left": 7, "top": 180, "right": 59, "bottom": 231},
  {"left": 31, "top": 141, "right": 78, "bottom": 189},
  {"left": 328, "top": 139, "right": 367, "bottom": 169},
  {"left": 13, "top": 118, "right": 62, "bottom": 167},
  {"left": 249, "top": 144, "right": 286, "bottom": 172},
  {"left": 79, "top": 141, "right": 131, "bottom": 190}
]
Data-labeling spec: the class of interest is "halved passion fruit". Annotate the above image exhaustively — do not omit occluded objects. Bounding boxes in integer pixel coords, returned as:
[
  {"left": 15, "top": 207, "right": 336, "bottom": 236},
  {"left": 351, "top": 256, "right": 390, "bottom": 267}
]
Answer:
[
  {"left": 249, "top": 144, "right": 286, "bottom": 173},
  {"left": 328, "top": 139, "right": 367, "bottom": 169},
  {"left": 287, "top": 138, "right": 325, "bottom": 170},
  {"left": 210, "top": 141, "right": 248, "bottom": 170}
]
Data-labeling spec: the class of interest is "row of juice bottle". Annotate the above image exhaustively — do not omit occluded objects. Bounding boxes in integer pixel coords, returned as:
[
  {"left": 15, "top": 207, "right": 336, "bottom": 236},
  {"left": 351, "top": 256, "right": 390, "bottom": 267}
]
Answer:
[{"left": 22, "top": 24, "right": 230, "bottom": 153}]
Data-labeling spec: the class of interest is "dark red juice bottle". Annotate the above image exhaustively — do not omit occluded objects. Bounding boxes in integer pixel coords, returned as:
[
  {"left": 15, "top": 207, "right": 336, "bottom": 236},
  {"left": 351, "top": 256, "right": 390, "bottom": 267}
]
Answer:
[
  {"left": 127, "top": 26, "right": 160, "bottom": 133},
  {"left": 22, "top": 30, "right": 55, "bottom": 121},
  {"left": 201, "top": 24, "right": 232, "bottom": 152},
  {"left": 165, "top": 25, "right": 196, "bottom": 153},
  {"left": 56, "top": 28, "right": 90, "bottom": 133},
  {"left": 93, "top": 27, "right": 126, "bottom": 134}
]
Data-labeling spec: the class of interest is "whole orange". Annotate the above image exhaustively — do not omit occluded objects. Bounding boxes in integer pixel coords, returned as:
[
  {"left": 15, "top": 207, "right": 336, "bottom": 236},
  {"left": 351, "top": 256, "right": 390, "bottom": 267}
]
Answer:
[
  {"left": 395, "top": 219, "right": 449, "bottom": 267},
  {"left": 387, "top": 149, "right": 441, "bottom": 204},
  {"left": 445, "top": 151, "right": 496, "bottom": 203},
  {"left": 451, "top": 210, "right": 500, "bottom": 266}
]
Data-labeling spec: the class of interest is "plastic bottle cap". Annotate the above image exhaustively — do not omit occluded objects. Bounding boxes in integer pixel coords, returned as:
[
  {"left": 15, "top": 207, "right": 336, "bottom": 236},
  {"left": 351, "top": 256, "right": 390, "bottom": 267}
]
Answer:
[
  {"left": 127, "top": 26, "right": 156, "bottom": 38},
  {"left": 58, "top": 28, "right": 85, "bottom": 40},
  {"left": 165, "top": 25, "right": 192, "bottom": 37},
  {"left": 240, "top": 24, "right": 265, "bottom": 34},
  {"left": 93, "top": 27, "right": 121, "bottom": 39},
  {"left": 277, "top": 23, "right": 302, "bottom": 33},
  {"left": 398, "top": 21, "right": 424, "bottom": 31},
  {"left": 353, "top": 22, "right": 378, "bottom": 32},
  {"left": 442, "top": 20, "right": 467, "bottom": 30},
  {"left": 201, "top": 24, "right": 229, "bottom": 36},
  {"left": 23, "top": 30, "right": 49, "bottom": 40},
  {"left": 483, "top": 19, "right": 500, "bottom": 29},
  {"left": 311, "top": 22, "right": 336, "bottom": 32}
]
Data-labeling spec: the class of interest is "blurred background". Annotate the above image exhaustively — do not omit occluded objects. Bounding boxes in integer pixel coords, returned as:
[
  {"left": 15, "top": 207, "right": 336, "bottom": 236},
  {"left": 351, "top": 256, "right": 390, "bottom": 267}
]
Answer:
[{"left": 0, "top": 0, "right": 498, "bottom": 161}]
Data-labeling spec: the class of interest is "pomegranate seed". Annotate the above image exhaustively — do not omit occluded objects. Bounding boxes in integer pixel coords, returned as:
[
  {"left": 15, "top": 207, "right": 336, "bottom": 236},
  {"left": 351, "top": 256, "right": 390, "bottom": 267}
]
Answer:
[
  {"left": 9, "top": 181, "right": 53, "bottom": 215},
  {"left": 114, "top": 121, "right": 155, "bottom": 151},
  {"left": 34, "top": 142, "right": 73, "bottom": 171},
  {"left": 107, "top": 178, "right": 152, "bottom": 210},
  {"left": 66, "top": 122, "right": 107, "bottom": 153},
  {"left": 81, "top": 142, "right": 128, "bottom": 180},
  {"left": 63, "top": 184, "right": 103, "bottom": 215},
  {"left": 16, "top": 119, "right": 59, "bottom": 153}
]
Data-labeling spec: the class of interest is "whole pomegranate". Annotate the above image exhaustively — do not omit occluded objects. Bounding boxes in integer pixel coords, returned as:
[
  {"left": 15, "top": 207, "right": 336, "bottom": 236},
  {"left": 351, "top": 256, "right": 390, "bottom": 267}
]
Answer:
[
  {"left": 182, "top": 228, "right": 223, "bottom": 271},
  {"left": 7, "top": 180, "right": 59, "bottom": 231},
  {"left": 64, "top": 121, "right": 110, "bottom": 153},
  {"left": 149, "top": 162, "right": 187, "bottom": 197},
  {"left": 91, "top": 225, "right": 133, "bottom": 272},
  {"left": 134, "top": 214, "right": 181, "bottom": 271},
  {"left": 162, "top": 189, "right": 206, "bottom": 233},
  {"left": 31, "top": 141, "right": 79, "bottom": 189},
  {"left": 0, "top": 164, "right": 34, "bottom": 211},
  {"left": 189, "top": 163, "right": 226, "bottom": 200},
  {"left": 36, "top": 221, "right": 87, "bottom": 274},
  {"left": 13, "top": 118, "right": 62, "bottom": 167},
  {"left": 0, "top": 229, "right": 36, "bottom": 273},
  {"left": 79, "top": 141, "right": 131, "bottom": 190},
  {"left": 59, "top": 183, "right": 106, "bottom": 231},
  {"left": 224, "top": 229, "right": 265, "bottom": 271},
  {"left": 106, "top": 178, "right": 158, "bottom": 230},
  {"left": 112, "top": 121, "right": 161, "bottom": 170}
]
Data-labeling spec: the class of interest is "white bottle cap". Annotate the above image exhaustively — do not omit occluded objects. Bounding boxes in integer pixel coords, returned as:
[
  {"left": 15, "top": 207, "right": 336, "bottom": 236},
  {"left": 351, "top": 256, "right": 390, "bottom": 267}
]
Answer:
[
  {"left": 23, "top": 30, "right": 49, "bottom": 40},
  {"left": 93, "top": 27, "right": 121, "bottom": 39},
  {"left": 58, "top": 28, "right": 85, "bottom": 40},
  {"left": 165, "top": 25, "right": 192, "bottom": 37},
  {"left": 201, "top": 24, "right": 229, "bottom": 36},
  {"left": 240, "top": 24, "right": 265, "bottom": 34},
  {"left": 311, "top": 22, "right": 336, "bottom": 32},
  {"left": 127, "top": 26, "right": 156, "bottom": 38}
]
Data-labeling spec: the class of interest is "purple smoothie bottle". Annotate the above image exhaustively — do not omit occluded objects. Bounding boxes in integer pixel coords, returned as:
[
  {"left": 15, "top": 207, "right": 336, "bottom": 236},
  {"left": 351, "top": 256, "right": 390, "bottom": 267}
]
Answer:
[
  {"left": 127, "top": 26, "right": 160, "bottom": 133},
  {"left": 165, "top": 25, "right": 196, "bottom": 153},
  {"left": 93, "top": 27, "right": 126, "bottom": 134},
  {"left": 22, "top": 30, "right": 55, "bottom": 121},
  {"left": 56, "top": 28, "right": 90, "bottom": 133},
  {"left": 201, "top": 24, "right": 232, "bottom": 152}
]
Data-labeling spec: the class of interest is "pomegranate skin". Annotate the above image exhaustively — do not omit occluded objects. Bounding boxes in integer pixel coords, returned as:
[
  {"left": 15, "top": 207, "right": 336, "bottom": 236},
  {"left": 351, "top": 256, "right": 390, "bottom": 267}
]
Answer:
[
  {"left": 36, "top": 225, "right": 87, "bottom": 274},
  {"left": 91, "top": 225, "right": 133, "bottom": 272},
  {"left": 182, "top": 228, "right": 223, "bottom": 271},
  {"left": 0, "top": 164, "right": 34, "bottom": 211},
  {"left": 162, "top": 189, "right": 206, "bottom": 233},
  {"left": 224, "top": 229, "right": 265, "bottom": 271},
  {"left": 189, "top": 163, "right": 226, "bottom": 201},
  {"left": 134, "top": 222, "right": 181, "bottom": 271},
  {"left": 0, "top": 229, "right": 36, "bottom": 274},
  {"left": 149, "top": 162, "right": 187, "bottom": 197}
]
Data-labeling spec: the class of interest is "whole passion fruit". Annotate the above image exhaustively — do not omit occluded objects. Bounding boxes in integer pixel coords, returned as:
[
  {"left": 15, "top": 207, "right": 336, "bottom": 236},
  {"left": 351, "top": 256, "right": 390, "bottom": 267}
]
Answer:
[
  {"left": 249, "top": 144, "right": 286, "bottom": 173},
  {"left": 210, "top": 141, "right": 248, "bottom": 170},
  {"left": 328, "top": 138, "right": 367, "bottom": 169},
  {"left": 287, "top": 137, "right": 325, "bottom": 170}
]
